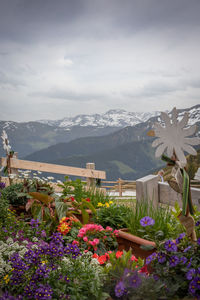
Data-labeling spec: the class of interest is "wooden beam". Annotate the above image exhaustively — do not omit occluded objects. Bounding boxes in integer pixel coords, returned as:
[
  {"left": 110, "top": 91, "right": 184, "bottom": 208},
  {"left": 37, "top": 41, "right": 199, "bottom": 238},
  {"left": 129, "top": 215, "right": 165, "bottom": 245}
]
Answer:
[{"left": 0, "top": 157, "right": 106, "bottom": 179}]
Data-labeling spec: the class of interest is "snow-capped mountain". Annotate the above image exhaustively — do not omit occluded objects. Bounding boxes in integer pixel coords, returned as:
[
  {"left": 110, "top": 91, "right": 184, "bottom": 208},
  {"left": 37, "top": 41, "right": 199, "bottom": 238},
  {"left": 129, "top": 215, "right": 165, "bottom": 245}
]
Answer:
[
  {"left": 0, "top": 105, "right": 200, "bottom": 159},
  {"left": 39, "top": 109, "right": 161, "bottom": 128}
]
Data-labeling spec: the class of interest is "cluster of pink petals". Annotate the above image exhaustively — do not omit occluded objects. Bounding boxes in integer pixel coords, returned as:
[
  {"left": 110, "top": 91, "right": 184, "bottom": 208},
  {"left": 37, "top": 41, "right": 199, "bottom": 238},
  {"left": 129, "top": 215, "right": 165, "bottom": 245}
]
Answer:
[{"left": 77, "top": 224, "right": 104, "bottom": 238}]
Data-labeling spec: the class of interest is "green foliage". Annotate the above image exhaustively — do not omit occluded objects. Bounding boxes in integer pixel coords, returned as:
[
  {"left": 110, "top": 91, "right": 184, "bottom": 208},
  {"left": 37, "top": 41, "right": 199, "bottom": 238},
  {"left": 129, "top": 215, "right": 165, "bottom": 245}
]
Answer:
[
  {"left": 92, "top": 203, "right": 132, "bottom": 229},
  {"left": 27, "top": 192, "right": 68, "bottom": 232},
  {"left": 0, "top": 193, "right": 9, "bottom": 224},
  {"left": 58, "top": 177, "right": 88, "bottom": 202},
  {"left": 0, "top": 183, "right": 27, "bottom": 206},
  {"left": 125, "top": 198, "right": 184, "bottom": 242}
]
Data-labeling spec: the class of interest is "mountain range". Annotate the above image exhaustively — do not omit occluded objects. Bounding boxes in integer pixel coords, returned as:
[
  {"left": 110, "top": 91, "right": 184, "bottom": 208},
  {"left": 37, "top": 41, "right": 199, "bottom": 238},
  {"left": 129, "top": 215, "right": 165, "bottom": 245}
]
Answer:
[{"left": 1, "top": 105, "right": 200, "bottom": 180}]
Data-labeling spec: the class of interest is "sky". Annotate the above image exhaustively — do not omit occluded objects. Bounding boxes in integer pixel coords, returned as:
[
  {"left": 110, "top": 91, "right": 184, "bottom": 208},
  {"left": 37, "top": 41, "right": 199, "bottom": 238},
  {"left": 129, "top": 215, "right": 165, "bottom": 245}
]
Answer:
[{"left": 0, "top": 0, "right": 200, "bottom": 122}]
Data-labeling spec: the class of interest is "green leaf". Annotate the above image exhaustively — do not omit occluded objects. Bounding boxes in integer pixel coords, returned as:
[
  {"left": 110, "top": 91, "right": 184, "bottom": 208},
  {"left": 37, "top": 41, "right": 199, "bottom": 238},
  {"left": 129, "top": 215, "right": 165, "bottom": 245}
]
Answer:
[
  {"left": 81, "top": 199, "right": 96, "bottom": 214},
  {"left": 29, "top": 192, "right": 54, "bottom": 205},
  {"left": 55, "top": 201, "right": 68, "bottom": 220}
]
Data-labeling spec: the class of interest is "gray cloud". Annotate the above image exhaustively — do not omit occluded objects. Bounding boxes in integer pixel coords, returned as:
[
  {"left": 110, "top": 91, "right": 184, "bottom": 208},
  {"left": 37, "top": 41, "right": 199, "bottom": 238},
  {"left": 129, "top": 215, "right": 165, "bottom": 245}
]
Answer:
[{"left": 0, "top": 0, "right": 200, "bottom": 121}]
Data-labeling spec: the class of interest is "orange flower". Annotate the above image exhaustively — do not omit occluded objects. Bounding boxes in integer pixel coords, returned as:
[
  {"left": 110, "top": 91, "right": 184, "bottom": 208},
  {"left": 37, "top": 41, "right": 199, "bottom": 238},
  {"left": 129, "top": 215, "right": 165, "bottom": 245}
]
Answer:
[
  {"left": 57, "top": 222, "right": 71, "bottom": 235},
  {"left": 116, "top": 251, "right": 123, "bottom": 258}
]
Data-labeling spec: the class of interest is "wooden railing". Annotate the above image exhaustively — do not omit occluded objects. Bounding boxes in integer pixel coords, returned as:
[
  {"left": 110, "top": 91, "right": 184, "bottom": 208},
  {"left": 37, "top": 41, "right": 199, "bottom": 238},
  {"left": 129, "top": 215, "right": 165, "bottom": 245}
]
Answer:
[
  {"left": 101, "top": 179, "right": 136, "bottom": 196},
  {"left": 0, "top": 155, "right": 106, "bottom": 190}
]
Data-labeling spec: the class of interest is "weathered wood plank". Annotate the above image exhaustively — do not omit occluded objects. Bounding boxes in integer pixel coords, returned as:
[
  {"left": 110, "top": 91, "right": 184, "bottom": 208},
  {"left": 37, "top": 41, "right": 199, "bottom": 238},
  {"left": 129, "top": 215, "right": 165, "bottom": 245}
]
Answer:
[{"left": 0, "top": 157, "right": 106, "bottom": 179}]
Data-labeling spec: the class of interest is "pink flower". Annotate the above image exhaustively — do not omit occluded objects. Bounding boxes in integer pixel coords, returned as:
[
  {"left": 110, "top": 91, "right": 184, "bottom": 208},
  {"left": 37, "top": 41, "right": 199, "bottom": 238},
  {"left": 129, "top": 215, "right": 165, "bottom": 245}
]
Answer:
[
  {"left": 72, "top": 240, "right": 79, "bottom": 246},
  {"left": 106, "top": 226, "right": 113, "bottom": 232},
  {"left": 113, "top": 230, "right": 119, "bottom": 236},
  {"left": 83, "top": 236, "right": 88, "bottom": 242},
  {"left": 93, "top": 238, "right": 100, "bottom": 245}
]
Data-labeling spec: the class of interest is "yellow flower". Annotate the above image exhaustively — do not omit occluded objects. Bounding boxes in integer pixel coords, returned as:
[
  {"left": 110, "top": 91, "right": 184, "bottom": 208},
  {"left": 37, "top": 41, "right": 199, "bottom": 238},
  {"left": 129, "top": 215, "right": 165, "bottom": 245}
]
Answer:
[
  {"left": 109, "top": 201, "right": 113, "bottom": 205},
  {"left": 3, "top": 274, "right": 9, "bottom": 284},
  {"left": 105, "top": 202, "right": 110, "bottom": 208},
  {"left": 97, "top": 202, "right": 103, "bottom": 207},
  {"left": 41, "top": 260, "right": 48, "bottom": 264}
]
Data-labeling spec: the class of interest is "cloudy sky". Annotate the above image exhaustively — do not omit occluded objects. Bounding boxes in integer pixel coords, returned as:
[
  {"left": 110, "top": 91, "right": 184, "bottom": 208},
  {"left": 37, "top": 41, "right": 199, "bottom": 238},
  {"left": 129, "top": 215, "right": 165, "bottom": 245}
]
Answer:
[{"left": 0, "top": 0, "right": 200, "bottom": 122}]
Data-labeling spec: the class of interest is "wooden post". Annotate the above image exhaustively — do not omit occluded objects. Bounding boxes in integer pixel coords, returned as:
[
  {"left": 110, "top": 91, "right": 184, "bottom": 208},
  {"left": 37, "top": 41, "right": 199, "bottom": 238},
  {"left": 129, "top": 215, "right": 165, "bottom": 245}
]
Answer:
[
  {"left": 86, "top": 163, "right": 95, "bottom": 188},
  {"left": 118, "top": 178, "right": 122, "bottom": 197},
  {"left": 10, "top": 152, "right": 18, "bottom": 176}
]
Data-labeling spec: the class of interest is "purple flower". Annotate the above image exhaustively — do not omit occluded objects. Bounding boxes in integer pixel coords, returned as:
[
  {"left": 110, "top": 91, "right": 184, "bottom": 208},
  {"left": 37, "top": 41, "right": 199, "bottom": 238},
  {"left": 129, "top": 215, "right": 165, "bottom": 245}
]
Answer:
[
  {"left": 180, "top": 256, "right": 187, "bottom": 265},
  {"left": 176, "top": 233, "right": 186, "bottom": 244},
  {"left": 50, "top": 232, "right": 64, "bottom": 245},
  {"left": 64, "top": 275, "right": 70, "bottom": 283},
  {"left": 145, "top": 252, "right": 157, "bottom": 265},
  {"left": 140, "top": 216, "right": 155, "bottom": 227},
  {"left": 184, "top": 246, "right": 192, "bottom": 253},
  {"left": 30, "top": 219, "right": 39, "bottom": 228},
  {"left": 34, "top": 284, "right": 53, "bottom": 299},
  {"left": 186, "top": 268, "right": 196, "bottom": 280},
  {"left": 164, "top": 240, "right": 177, "bottom": 252},
  {"left": 115, "top": 281, "right": 126, "bottom": 298},
  {"left": 169, "top": 255, "right": 179, "bottom": 267},
  {"left": 195, "top": 220, "right": 200, "bottom": 227},
  {"left": 189, "top": 279, "right": 197, "bottom": 295},
  {"left": 0, "top": 291, "right": 23, "bottom": 299},
  {"left": 128, "top": 272, "right": 142, "bottom": 288},
  {"left": 197, "top": 238, "right": 200, "bottom": 246},
  {"left": 36, "top": 264, "right": 50, "bottom": 278},
  {"left": 41, "top": 230, "right": 46, "bottom": 238},
  {"left": 157, "top": 252, "right": 166, "bottom": 264},
  {"left": 0, "top": 182, "right": 6, "bottom": 189},
  {"left": 194, "top": 276, "right": 200, "bottom": 289}
]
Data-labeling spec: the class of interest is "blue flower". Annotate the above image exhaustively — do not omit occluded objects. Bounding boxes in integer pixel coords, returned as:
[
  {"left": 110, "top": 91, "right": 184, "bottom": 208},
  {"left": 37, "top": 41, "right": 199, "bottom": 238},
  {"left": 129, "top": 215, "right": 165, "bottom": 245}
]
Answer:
[{"left": 128, "top": 271, "right": 142, "bottom": 288}]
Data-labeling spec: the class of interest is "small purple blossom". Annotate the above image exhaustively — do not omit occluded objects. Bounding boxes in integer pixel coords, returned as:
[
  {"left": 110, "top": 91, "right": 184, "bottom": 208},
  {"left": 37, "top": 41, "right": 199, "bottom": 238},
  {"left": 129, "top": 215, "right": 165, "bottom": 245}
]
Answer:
[
  {"left": 115, "top": 281, "right": 126, "bottom": 298},
  {"left": 197, "top": 238, "right": 200, "bottom": 246},
  {"left": 0, "top": 182, "right": 6, "bottom": 189},
  {"left": 169, "top": 255, "right": 179, "bottom": 267},
  {"left": 164, "top": 240, "right": 177, "bottom": 252},
  {"left": 128, "top": 272, "right": 142, "bottom": 288},
  {"left": 195, "top": 220, "right": 200, "bottom": 227},
  {"left": 34, "top": 284, "right": 53, "bottom": 299},
  {"left": 146, "top": 252, "right": 157, "bottom": 265},
  {"left": 186, "top": 268, "right": 196, "bottom": 280},
  {"left": 30, "top": 219, "right": 39, "bottom": 228},
  {"left": 184, "top": 246, "right": 192, "bottom": 253},
  {"left": 189, "top": 279, "right": 197, "bottom": 296},
  {"left": 176, "top": 233, "right": 186, "bottom": 244},
  {"left": 140, "top": 216, "right": 155, "bottom": 227},
  {"left": 180, "top": 256, "right": 187, "bottom": 265},
  {"left": 157, "top": 252, "right": 166, "bottom": 263}
]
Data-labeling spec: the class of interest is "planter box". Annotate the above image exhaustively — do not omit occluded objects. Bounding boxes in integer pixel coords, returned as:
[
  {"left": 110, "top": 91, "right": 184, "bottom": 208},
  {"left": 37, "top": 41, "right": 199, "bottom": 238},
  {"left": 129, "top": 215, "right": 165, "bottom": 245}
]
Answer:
[{"left": 117, "top": 230, "right": 156, "bottom": 259}]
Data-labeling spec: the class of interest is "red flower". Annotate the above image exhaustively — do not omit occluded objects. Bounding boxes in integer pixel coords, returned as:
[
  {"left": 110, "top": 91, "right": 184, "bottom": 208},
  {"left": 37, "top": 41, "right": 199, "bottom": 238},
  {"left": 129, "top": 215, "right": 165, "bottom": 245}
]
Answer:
[
  {"left": 70, "top": 196, "right": 75, "bottom": 202},
  {"left": 98, "top": 254, "right": 108, "bottom": 265},
  {"left": 86, "top": 198, "right": 91, "bottom": 202},
  {"left": 116, "top": 251, "right": 123, "bottom": 258},
  {"left": 131, "top": 255, "right": 138, "bottom": 262}
]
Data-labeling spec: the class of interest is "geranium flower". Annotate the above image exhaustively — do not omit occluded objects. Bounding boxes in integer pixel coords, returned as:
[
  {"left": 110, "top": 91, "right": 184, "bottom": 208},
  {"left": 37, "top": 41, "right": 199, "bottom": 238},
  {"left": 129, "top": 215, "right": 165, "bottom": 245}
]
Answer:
[
  {"left": 140, "top": 216, "right": 155, "bottom": 227},
  {"left": 152, "top": 107, "right": 200, "bottom": 165}
]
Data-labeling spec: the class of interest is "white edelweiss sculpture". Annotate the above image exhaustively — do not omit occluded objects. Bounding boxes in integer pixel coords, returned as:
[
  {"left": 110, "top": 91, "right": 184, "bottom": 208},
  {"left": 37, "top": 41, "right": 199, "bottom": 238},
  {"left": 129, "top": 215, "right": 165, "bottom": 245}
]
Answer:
[{"left": 152, "top": 107, "right": 200, "bottom": 166}]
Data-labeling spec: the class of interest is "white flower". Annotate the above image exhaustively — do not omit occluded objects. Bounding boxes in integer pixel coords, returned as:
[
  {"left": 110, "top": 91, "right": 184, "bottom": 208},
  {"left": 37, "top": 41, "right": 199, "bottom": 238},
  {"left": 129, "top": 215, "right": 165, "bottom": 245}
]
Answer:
[
  {"left": 6, "top": 237, "right": 13, "bottom": 245},
  {"left": 47, "top": 176, "right": 54, "bottom": 181},
  {"left": 152, "top": 107, "right": 200, "bottom": 165},
  {"left": 32, "top": 237, "right": 38, "bottom": 242}
]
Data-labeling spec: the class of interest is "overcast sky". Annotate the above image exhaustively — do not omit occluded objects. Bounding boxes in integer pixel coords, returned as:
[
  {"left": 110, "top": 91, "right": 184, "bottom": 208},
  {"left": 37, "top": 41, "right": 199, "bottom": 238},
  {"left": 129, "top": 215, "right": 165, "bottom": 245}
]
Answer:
[{"left": 0, "top": 0, "right": 200, "bottom": 122}]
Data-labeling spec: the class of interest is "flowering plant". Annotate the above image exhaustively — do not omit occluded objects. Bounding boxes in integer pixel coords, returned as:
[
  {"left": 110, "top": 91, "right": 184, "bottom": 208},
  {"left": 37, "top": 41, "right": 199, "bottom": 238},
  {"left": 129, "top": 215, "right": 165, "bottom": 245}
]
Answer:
[
  {"left": 77, "top": 223, "right": 119, "bottom": 255},
  {"left": 0, "top": 233, "right": 105, "bottom": 299},
  {"left": 146, "top": 233, "right": 200, "bottom": 299}
]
